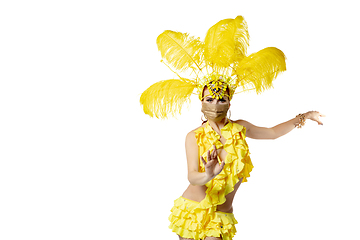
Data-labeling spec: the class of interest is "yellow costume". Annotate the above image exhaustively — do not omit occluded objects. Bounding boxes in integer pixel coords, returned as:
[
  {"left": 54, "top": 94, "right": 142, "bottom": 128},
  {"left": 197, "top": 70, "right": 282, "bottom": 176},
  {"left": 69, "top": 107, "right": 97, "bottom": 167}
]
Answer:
[
  {"left": 169, "top": 121, "right": 253, "bottom": 240},
  {"left": 139, "top": 15, "right": 286, "bottom": 240}
]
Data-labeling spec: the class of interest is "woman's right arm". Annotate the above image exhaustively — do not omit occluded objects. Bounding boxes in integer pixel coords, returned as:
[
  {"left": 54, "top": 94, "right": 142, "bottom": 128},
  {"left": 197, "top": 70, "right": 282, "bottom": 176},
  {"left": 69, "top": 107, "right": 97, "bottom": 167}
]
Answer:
[{"left": 185, "top": 131, "right": 225, "bottom": 185}]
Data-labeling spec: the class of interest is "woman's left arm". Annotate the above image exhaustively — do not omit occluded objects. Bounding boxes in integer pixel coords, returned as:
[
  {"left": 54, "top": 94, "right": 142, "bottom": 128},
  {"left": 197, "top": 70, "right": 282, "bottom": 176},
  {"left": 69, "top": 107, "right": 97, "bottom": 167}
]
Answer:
[{"left": 238, "top": 111, "right": 325, "bottom": 140}]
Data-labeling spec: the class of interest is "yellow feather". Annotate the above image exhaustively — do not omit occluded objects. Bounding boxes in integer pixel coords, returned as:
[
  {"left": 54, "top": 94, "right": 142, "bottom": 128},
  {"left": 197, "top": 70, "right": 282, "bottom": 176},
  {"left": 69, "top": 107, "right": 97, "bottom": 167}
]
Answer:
[
  {"left": 140, "top": 79, "right": 196, "bottom": 119},
  {"left": 234, "top": 47, "right": 286, "bottom": 94},
  {"left": 156, "top": 30, "right": 203, "bottom": 72},
  {"left": 204, "top": 16, "right": 249, "bottom": 71},
  {"left": 233, "top": 16, "right": 250, "bottom": 62}
]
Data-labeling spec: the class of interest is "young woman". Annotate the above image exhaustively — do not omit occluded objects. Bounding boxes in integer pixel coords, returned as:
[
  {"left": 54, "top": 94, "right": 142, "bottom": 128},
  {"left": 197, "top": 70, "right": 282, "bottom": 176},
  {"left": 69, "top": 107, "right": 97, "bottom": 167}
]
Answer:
[
  {"left": 170, "top": 86, "right": 324, "bottom": 240},
  {"left": 140, "top": 15, "right": 325, "bottom": 240}
]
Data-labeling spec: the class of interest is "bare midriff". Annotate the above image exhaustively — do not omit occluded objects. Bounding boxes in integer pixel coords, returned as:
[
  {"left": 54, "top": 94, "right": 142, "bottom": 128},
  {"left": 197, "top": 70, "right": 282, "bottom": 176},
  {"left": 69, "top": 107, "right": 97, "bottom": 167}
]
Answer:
[{"left": 181, "top": 177, "right": 243, "bottom": 213}]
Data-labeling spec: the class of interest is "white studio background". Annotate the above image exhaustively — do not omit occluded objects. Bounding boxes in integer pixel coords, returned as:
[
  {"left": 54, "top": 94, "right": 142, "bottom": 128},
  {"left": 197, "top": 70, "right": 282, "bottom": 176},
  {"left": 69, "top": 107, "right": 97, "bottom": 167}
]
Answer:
[{"left": 0, "top": 0, "right": 359, "bottom": 240}]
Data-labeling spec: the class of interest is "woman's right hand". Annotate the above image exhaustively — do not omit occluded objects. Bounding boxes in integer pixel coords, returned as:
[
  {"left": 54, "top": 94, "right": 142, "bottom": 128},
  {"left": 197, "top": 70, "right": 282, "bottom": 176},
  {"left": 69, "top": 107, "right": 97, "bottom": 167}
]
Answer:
[{"left": 200, "top": 145, "right": 225, "bottom": 180}]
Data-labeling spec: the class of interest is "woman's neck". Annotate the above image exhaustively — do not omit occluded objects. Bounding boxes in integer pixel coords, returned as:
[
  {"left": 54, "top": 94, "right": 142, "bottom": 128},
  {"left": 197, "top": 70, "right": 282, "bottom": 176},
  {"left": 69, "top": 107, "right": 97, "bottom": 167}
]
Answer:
[{"left": 207, "top": 117, "right": 230, "bottom": 132}]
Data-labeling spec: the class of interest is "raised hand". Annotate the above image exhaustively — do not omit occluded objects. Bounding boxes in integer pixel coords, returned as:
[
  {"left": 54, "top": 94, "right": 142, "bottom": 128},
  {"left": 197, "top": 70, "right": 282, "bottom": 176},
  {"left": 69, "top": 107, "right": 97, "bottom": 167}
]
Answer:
[
  {"left": 200, "top": 145, "right": 225, "bottom": 180},
  {"left": 306, "top": 111, "right": 326, "bottom": 125}
]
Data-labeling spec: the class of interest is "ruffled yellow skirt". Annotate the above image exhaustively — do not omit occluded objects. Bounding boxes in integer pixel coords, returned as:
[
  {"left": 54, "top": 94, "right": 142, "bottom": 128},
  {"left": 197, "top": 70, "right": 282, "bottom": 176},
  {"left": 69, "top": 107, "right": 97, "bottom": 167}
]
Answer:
[{"left": 169, "top": 197, "right": 237, "bottom": 240}]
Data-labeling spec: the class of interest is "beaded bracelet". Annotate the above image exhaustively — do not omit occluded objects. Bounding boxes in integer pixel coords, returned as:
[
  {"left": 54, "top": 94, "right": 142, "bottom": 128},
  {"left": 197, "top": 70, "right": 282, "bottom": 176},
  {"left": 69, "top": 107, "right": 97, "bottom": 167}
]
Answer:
[{"left": 296, "top": 113, "right": 306, "bottom": 128}]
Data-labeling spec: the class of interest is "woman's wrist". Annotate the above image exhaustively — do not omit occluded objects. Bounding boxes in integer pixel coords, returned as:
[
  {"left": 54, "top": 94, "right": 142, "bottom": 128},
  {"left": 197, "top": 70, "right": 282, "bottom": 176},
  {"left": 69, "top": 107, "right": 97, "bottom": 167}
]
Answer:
[
  {"left": 204, "top": 171, "right": 215, "bottom": 182},
  {"left": 295, "top": 113, "right": 306, "bottom": 128},
  {"left": 199, "top": 172, "right": 213, "bottom": 185},
  {"left": 189, "top": 171, "right": 213, "bottom": 186},
  {"left": 304, "top": 111, "right": 311, "bottom": 119},
  {"left": 295, "top": 111, "right": 322, "bottom": 128}
]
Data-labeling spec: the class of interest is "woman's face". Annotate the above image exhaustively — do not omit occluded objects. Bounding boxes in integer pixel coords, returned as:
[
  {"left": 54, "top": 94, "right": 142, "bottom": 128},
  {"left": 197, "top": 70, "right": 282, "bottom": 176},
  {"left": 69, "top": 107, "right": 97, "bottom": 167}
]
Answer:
[
  {"left": 201, "top": 87, "right": 231, "bottom": 122},
  {"left": 202, "top": 87, "right": 230, "bottom": 105}
]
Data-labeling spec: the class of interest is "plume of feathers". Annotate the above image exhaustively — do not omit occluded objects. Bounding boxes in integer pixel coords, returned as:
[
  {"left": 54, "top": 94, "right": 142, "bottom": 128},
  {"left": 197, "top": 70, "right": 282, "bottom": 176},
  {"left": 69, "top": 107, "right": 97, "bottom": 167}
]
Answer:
[
  {"left": 204, "top": 16, "right": 249, "bottom": 71},
  {"left": 140, "top": 16, "right": 287, "bottom": 119},
  {"left": 140, "top": 79, "right": 196, "bottom": 119},
  {"left": 156, "top": 30, "right": 204, "bottom": 73},
  {"left": 234, "top": 47, "right": 286, "bottom": 94}
]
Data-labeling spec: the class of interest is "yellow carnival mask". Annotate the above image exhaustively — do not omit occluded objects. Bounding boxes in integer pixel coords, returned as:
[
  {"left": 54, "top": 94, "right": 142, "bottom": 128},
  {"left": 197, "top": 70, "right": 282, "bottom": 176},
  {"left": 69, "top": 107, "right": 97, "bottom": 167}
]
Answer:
[{"left": 140, "top": 15, "right": 287, "bottom": 119}]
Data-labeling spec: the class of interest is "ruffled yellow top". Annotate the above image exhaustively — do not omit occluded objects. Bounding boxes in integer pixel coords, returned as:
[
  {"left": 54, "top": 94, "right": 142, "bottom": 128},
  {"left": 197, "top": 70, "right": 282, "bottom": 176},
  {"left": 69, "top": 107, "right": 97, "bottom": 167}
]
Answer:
[{"left": 194, "top": 121, "right": 253, "bottom": 211}]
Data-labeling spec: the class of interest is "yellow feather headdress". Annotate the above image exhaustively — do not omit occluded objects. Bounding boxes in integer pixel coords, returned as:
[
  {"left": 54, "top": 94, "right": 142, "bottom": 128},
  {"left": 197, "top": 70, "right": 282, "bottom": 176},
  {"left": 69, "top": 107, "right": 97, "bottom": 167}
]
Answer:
[{"left": 140, "top": 16, "right": 286, "bottom": 119}]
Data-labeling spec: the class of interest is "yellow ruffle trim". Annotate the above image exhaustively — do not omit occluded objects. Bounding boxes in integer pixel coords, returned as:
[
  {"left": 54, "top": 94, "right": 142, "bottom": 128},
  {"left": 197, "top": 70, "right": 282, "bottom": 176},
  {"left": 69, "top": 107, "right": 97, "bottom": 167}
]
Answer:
[
  {"left": 169, "top": 197, "right": 238, "bottom": 240},
  {"left": 194, "top": 121, "right": 254, "bottom": 210},
  {"left": 208, "top": 211, "right": 238, "bottom": 240},
  {"left": 169, "top": 197, "right": 207, "bottom": 240}
]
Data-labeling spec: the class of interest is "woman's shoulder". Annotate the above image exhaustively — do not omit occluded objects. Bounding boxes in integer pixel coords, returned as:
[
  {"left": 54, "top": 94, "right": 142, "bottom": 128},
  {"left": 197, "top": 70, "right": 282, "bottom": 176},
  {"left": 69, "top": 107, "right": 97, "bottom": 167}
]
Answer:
[
  {"left": 186, "top": 123, "right": 206, "bottom": 139},
  {"left": 233, "top": 119, "right": 253, "bottom": 130}
]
